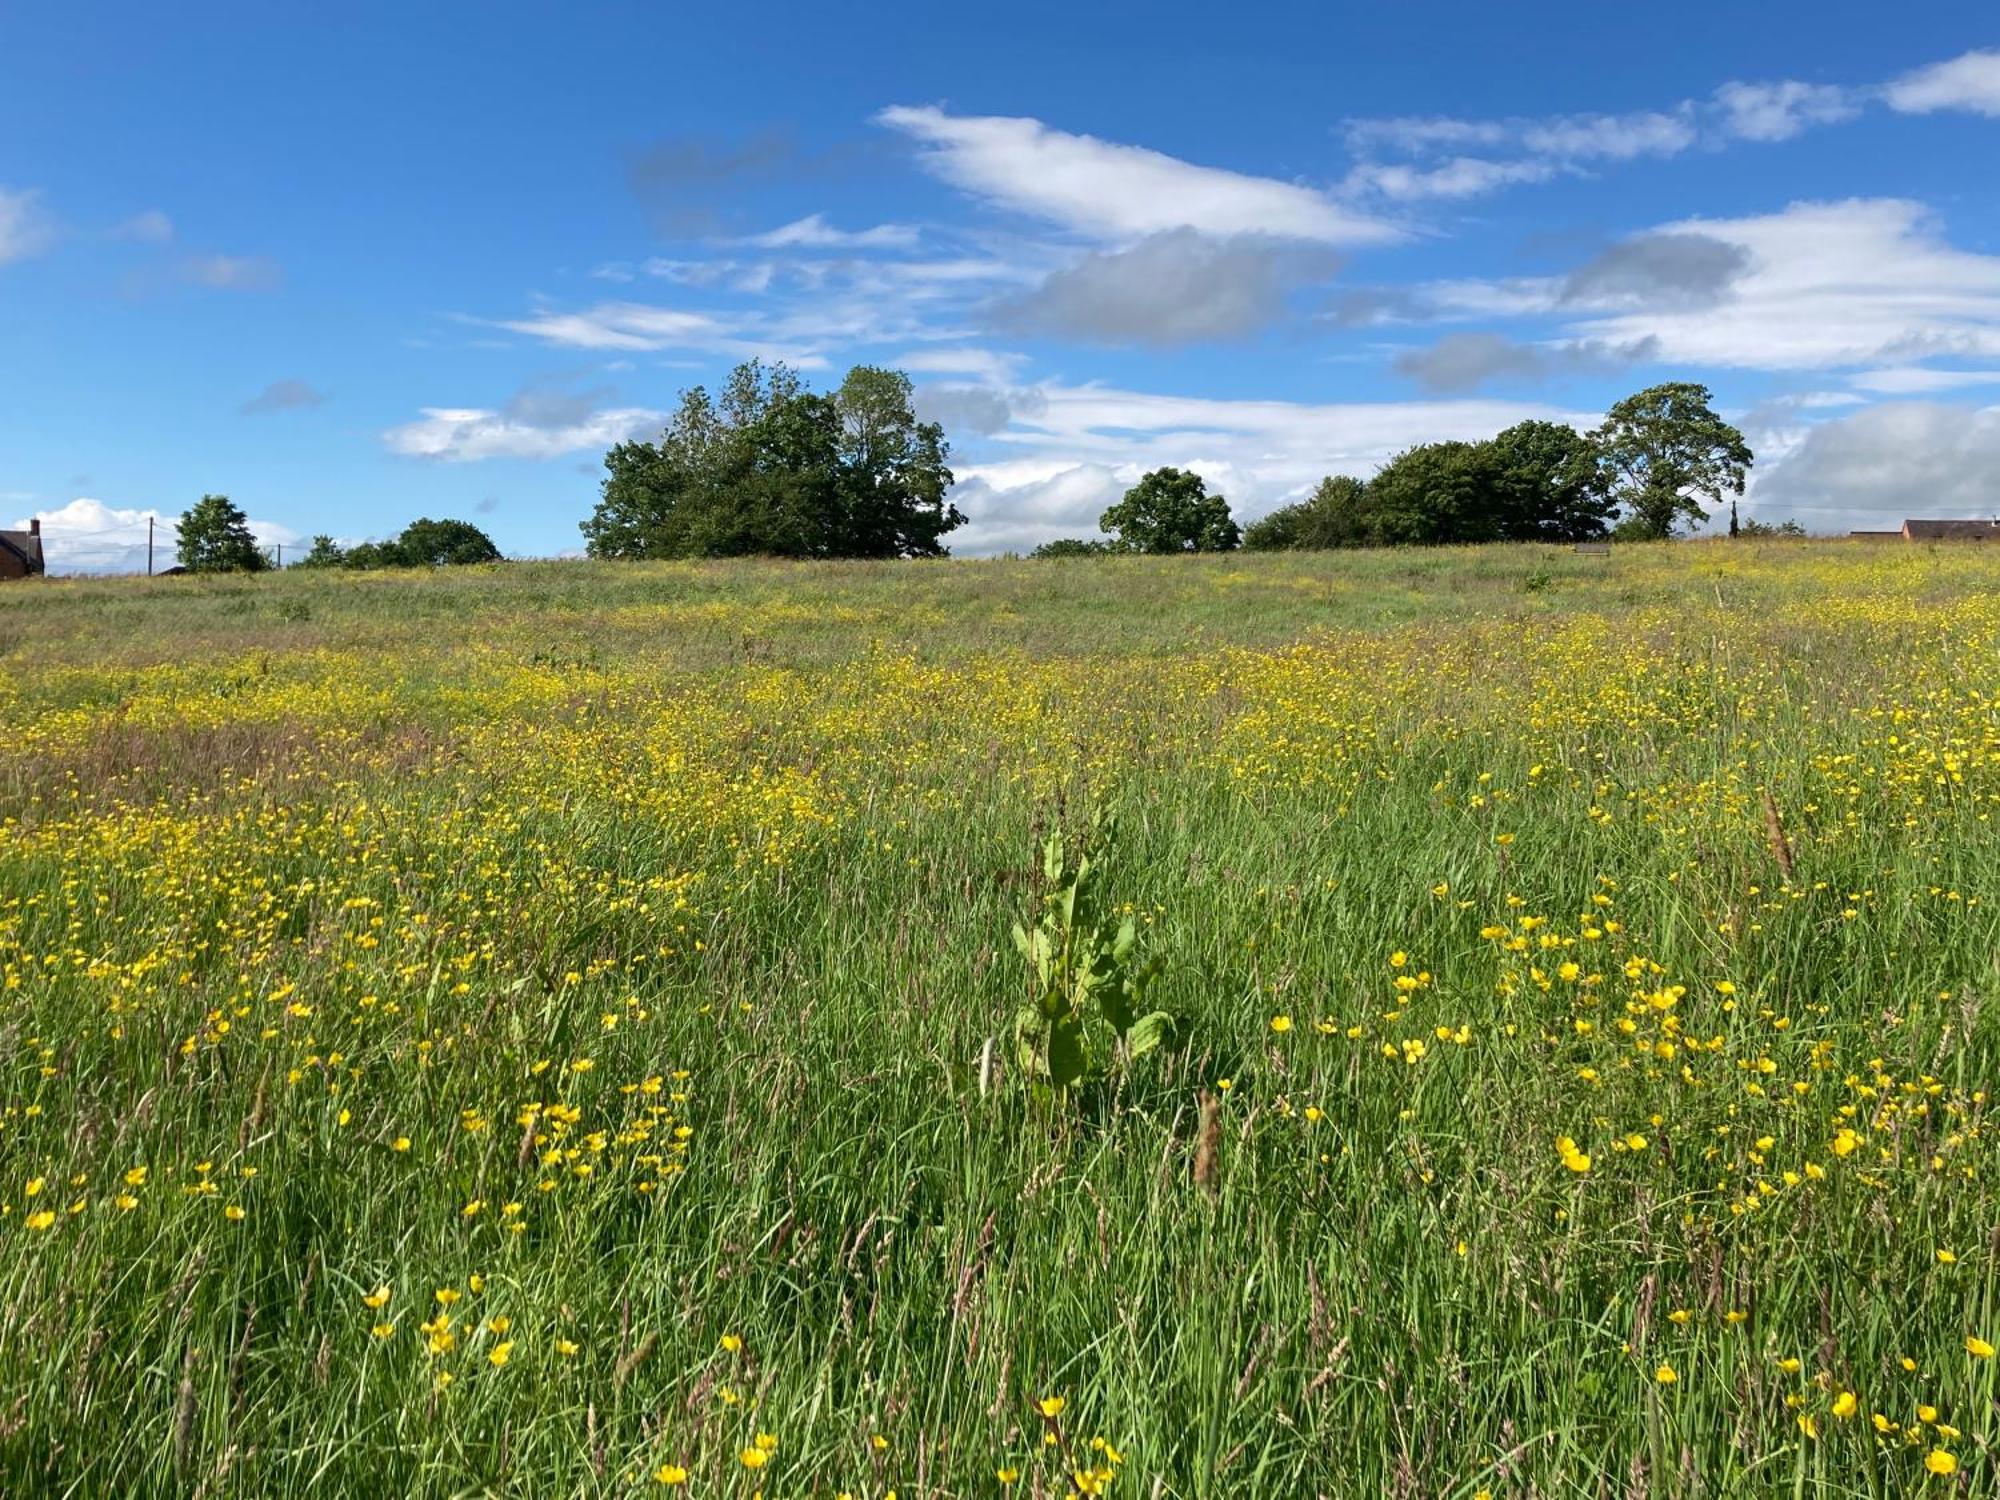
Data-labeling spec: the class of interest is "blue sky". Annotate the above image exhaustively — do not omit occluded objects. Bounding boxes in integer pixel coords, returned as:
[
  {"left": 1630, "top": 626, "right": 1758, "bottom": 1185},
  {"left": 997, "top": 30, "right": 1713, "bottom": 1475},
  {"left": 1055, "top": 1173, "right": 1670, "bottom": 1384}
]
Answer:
[{"left": 3, "top": 2, "right": 1998, "bottom": 568}]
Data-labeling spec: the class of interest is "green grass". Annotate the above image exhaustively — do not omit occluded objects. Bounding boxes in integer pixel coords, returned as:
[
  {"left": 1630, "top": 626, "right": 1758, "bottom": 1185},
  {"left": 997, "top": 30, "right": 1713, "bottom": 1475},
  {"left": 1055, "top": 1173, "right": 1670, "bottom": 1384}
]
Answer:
[{"left": 0, "top": 541, "right": 1996, "bottom": 1496}]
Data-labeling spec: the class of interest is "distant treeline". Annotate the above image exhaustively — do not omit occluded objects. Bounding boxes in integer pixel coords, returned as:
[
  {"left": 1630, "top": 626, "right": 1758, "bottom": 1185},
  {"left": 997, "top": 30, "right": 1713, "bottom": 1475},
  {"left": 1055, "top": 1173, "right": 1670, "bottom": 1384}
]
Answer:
[
  {"left": 1035, "top": 383, "right": 1756, "bottom": 557},
  {"left": 171, "top": 495, "right": 502, "bottom": 574},
  {"left": 294, "top": 518, "right": 501, "bottom": 570}
]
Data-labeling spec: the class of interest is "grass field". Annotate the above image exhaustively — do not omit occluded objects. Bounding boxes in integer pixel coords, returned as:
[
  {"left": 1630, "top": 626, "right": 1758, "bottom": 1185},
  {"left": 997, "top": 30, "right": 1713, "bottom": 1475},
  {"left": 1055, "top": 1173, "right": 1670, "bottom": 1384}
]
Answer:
[{"left": 2, "top": 540, "right": 1997, "bottom": 1497}]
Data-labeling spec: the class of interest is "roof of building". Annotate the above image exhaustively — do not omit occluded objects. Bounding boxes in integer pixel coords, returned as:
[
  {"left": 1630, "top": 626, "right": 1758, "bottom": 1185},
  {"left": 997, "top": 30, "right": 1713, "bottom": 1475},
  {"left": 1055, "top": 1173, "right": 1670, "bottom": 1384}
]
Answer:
[
  {"left": 0, "top": 528, "right": 45, "bottom": 574},
  {"left": 1905, "top": 518, "right": 2000, "bottom": 540}
]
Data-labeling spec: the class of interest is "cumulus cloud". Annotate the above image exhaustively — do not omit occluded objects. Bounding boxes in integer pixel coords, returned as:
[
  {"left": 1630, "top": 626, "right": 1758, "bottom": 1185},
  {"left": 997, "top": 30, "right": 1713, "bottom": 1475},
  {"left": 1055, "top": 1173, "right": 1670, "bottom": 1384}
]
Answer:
[
  {"left": 1559, "top": 200, "right": 2000, "bottom": 370},
  {"left": 877, "top": 104, "right": 1397, "bottom": 244},
  {"left": 240, "top": 379, "right": 327, "bottom": 415},
  {"left": 1415, "top": 200, "right": 2000, "bottom": 376},
  {"left": 0, "top": 186, "right": 58, "bottom": 265},
  {"left": 13, "top": 496, "right": 299, "bottom": 575},
  {"left": 1391, "top": 331, "right": 1658, "bottom": 392},
  {"left": 1884, "top": 49, "right": 2000, "bottom": 118},
  {"left": 997, "top": 230, "right": 1339, "bottom": 345},
  {"left": 1751, "top": 402, "right": 2000, "bottom": 529}
]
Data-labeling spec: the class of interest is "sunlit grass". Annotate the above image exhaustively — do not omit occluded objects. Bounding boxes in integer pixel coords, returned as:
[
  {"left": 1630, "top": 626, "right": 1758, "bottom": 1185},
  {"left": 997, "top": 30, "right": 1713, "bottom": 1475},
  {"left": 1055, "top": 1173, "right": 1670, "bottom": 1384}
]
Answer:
[{"left": 1, "top": 540, "right": 1996, "bottom": 1496}]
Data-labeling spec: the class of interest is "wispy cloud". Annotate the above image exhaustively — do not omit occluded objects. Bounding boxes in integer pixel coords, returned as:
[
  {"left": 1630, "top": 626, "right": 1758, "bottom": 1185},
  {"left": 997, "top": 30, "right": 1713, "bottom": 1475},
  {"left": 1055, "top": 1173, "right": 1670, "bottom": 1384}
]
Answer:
[
  {"left": 1884, "top": 49, "right": 2000, "bottom": 118},
  {"left": 878, "top": 104, "right": 1399, "bottom": 244},
  {"left": 383, "top": 405, "right": 664, "bottom": 462},
  {"left": 112, "top": 209, "right": 175, "bottom": 243},
  {"left": 740, "top": 213, "right": 920, "bottom": 249},
  {"left": 0, "top": 186, "right": 58, "bottom": 265},
  {"left": 1342, "top": 71, "right": 1871, "bottom": 202},
  {"left": 181, "top": 254, "right": 283, "bottom": 291}
]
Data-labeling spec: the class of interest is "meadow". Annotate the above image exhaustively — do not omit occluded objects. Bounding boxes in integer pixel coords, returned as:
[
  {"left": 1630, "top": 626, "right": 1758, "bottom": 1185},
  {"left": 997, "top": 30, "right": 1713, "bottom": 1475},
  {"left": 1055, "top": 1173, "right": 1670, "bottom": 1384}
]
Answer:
[{"left": 1, "top": 540, "right": 1996, "bottom": 1497}]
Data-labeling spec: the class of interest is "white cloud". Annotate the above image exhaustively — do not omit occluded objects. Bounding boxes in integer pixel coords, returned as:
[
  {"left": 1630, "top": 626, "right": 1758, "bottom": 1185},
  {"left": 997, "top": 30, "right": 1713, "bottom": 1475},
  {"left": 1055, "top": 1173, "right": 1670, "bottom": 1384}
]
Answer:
[
  {"left": 1750, "top": 402, "right": 2000, "bottom": 531},
  {"left": 113, "top": 209, "right": 175, "bottom": 243},
  {"left": 1347, "top": 157, "right": 1561, "bottom": 201},
  {"left": 181, "top": 254, "right": 282, "bottom": 291},
  {"left": 1713, "top": 80, "right": 1859, "bottom": 141},
  {"left": 945, "top": 383, "right": 1586, "bottom": 553},
  {"left": 1884, "top": 49, "right": 2000, "bottom": 118},
  {"left": 1343, "top": 71, "right": 1876, "bottom": 203},
  {"left": 1517, "top": 109, "right": 1697, "bottom": 160},
  {"left": 1561, "top": 199, "right": 2000, "bottom": 370},
  {"left": 1849, "top": 366, "right": 2000, "bottom": 395},
  {"left": 1412, "top": 200, "right": 2000, "bottom": 377},
  {"left": 496, "top": 302, "right": 732, "bottom": 352},
  {"left": 892, "top": 347, "right": 1030, "bottom": 382},
  {"left": 13, "top": 497, "right": 300, "bottom": 575},
  {"left": 877, "top": 104, "right": 1398, "bottom": 244},
  {"left": 0, "top": 186, "right": 58, "bottom": 265},
  {"left": 382, "top": 403, "right": 664, "bottom": 463},
  {"left": 741, "top": 214, "right": 920, "bottom": 249}
]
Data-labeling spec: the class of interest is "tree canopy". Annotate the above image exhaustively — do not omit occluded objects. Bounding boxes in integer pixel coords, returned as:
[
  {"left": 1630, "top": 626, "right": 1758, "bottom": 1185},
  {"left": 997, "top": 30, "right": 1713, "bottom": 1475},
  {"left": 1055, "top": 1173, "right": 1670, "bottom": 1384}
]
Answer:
[
  {"left": 1242, "top": 475, "right": 1369, "bottom": 552},
  {"left": 1098, "top": 468, "right": 1239, "bottom": 554},
  {"left": 582, "top": 362, "right": 961, "bottom": 560},
  {"left": 1590, "top": 382, "right": 1752, "bottom": 540},
  {"left": 176, "top": 494, "right": 268, "bottom": 573}
]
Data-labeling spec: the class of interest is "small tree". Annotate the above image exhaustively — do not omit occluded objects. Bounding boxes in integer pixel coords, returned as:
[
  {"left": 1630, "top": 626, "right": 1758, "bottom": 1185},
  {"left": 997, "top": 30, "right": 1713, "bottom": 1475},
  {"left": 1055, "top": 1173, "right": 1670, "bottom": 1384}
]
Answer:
[
  {"left": 1100, "top": 468, "right": 1239, "bottom": 554},
  {"left": 177, "top": 494, "right": 268, "bottom": 573},
  {"left": 294, "top": 535, "right": 346, "bottom": 568},
  {"left": 1591, "top": 382, "right": 1752, "bottom": 539},
  {"left": 1031, "top": 537, "right": 1110, "bottom": 558}
]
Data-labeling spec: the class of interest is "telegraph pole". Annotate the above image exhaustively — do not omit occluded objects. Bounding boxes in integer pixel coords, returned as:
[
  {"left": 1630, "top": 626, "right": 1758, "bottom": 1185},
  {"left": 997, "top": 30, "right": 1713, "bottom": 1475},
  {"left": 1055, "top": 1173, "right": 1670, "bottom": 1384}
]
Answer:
[{"left": 147, "top": 515, "right": 154, "bottom": 575}]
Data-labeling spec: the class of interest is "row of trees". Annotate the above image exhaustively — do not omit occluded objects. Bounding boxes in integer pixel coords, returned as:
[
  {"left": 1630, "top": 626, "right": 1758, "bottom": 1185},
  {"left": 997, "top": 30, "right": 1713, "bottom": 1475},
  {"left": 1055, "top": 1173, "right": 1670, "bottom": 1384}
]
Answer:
[
  {"left": 1033, "top": 383, "right": 1755, "bottom": 556},
  {"left": 294, "top": 518, "right": 501, "bottom": 570},
  {"left": 174, "top": 495, "right": 500, "bottom": 573},
  {"left": 176, "top": 378, "right": 1755, "bottom": 575}
]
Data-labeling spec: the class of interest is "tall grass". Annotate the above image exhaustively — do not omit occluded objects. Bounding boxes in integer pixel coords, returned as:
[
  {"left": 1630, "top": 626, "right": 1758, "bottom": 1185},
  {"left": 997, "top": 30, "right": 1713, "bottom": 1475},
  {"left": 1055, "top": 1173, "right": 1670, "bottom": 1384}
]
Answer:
[{"left": 0, "top": 541, "right": 1995, "bottom": 1496}]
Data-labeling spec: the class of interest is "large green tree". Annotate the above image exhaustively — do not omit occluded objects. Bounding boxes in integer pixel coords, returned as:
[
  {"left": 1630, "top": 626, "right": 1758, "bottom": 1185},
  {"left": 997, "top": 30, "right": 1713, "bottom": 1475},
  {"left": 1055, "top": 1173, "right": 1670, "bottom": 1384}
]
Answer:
[
  {"left": 394, "top": 517, "right": 503, "bottom": 567},
  {"left": 1362, "top": 442, "right": 1501, "bottom": 546},
  {"left": 1242, "top": 475, "right": 1371, "bottom": 551},
  {"left": 582, "top": 362, "right": 960, "bottom": 560},
  {"left": 1484, "top": 420, "right": 1615, "bottom": 542},
  {"left": 1099, "top": 468, "right": 1239, "bottom": 554},
  {"left": 176, "top": 494, "right": 268, "bottom": 573},
  {"left": 1590, "top": 382, "right": 1752, "bottom": 539}
]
